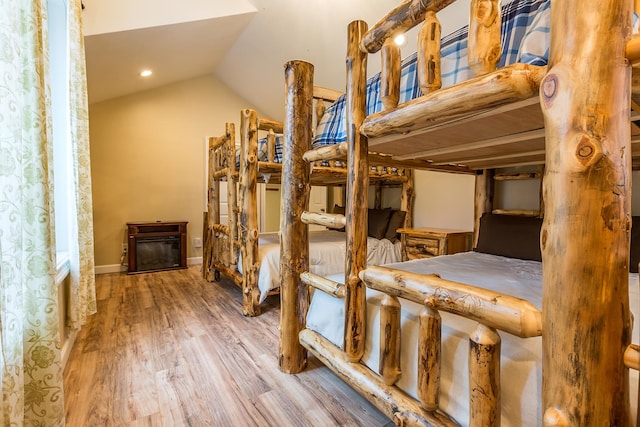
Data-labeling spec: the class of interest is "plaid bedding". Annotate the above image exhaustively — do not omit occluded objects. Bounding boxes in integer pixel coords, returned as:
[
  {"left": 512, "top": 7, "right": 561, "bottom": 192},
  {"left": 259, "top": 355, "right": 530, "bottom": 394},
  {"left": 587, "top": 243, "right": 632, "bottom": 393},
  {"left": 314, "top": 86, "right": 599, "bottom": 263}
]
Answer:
[
  {"left": 257, "top": 134, "right": 284, "bottom": 163},
  {"left": 235, "top": 134, "right": 285, "bottom": 166},
  {"left": 312, "top": 0, "right": 551, "bottom": 148}
]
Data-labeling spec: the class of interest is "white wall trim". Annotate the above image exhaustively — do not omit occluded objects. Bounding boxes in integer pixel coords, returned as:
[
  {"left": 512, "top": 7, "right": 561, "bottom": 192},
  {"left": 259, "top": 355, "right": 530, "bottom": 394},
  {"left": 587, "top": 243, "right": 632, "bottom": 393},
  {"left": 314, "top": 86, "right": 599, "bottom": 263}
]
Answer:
[
  {"left": 95, "top": 264, "right": 127, "bottom": 274},
  {"left": 61, "top": 330, "right": 78, "bottom": 369},
  {"left": 55, "top": 253, "right": 71, "bottom": 287},
  {"left": 188, "top": 256, "right": 202, "bottom": 266}
]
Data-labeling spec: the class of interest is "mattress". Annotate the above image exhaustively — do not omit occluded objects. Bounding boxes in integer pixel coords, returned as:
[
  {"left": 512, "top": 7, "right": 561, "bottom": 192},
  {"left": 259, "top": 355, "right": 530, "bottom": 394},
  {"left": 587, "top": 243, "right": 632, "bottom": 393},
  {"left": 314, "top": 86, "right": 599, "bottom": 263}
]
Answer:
[
  {"left": 306, "top": 251, "right": 640, "bottom": 426},
  {"left": 312, "top": 0, "right": 550, "bottom": 148},
  {"left": 238, "top": 230, "right": 402, "bottom": 303}
]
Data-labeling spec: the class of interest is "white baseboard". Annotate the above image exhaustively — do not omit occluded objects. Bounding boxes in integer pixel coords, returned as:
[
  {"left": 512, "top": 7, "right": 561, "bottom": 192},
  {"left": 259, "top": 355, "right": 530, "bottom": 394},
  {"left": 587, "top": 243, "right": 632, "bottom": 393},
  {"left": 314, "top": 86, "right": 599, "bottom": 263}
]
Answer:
[
  {"left": 188, "top": 256, "right": 202, "bottom": 266},
  {"left": 95, "top": 257, "right": 202, "bottom": 275},
  {"left": 61, "top": 329, "right": 77, "bottom": 369},
  {"left": 95, "top": 264, "right": 127, "bottom": 274}
]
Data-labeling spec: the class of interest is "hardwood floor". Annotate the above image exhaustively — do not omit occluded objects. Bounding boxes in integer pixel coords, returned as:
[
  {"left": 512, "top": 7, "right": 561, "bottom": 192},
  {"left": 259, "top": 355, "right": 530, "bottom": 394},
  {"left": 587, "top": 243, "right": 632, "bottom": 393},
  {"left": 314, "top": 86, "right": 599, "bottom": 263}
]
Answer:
[{"left": 63, "top": 265, "right": 390, "bottom": 426}]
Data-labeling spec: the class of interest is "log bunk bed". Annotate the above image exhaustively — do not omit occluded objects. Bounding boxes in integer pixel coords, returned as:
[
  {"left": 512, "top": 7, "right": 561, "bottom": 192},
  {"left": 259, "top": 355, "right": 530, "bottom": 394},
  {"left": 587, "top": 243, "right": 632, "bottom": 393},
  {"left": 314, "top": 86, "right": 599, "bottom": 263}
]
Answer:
[
  {"left": 202, "top": 100, "right": 415, "bottom": 316},
  {"left": 279, "top": 0, "right": 640, "bottom": 425}
]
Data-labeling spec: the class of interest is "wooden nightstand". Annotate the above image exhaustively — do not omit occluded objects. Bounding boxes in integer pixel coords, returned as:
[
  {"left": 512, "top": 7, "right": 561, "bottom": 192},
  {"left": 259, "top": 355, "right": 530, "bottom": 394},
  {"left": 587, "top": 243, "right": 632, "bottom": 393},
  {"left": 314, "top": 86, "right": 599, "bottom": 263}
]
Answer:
[{"left": 397, "top": 227, "right": 473, "bottom": 261}]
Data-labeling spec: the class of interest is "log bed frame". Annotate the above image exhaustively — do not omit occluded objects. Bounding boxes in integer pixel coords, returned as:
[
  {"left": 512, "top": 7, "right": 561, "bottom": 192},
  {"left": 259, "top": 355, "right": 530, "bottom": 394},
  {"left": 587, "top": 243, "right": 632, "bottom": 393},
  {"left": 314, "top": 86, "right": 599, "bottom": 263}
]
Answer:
[
  {"left": 279, "top": 0, "right": 640, "bottom": 425},
  {"left": 202, "top": 101, "right": 416, "bottom": 316}
]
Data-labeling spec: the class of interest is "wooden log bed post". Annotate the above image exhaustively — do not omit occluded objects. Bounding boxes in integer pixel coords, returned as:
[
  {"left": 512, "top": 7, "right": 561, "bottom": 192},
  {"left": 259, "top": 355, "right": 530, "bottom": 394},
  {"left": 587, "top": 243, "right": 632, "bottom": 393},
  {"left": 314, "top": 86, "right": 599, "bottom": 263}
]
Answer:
[
  {"left": 417, "top": 307, "right": 441, "bottom": 411},
  {"left": 279, "top": 60, "right": 314, "bottom": 373},
  {"left": 379, "top": 294, "right": 401, "bottom": 385},
  {"left": 344, "top": 19, "right": 369, "bottom": 362},
  {"left": 380, "top": 38, "right": 400, "bottom": 110},
  {"left": 226, "top": 122, "right": 239, "bottom": 271},
  {"left": 473, "top": 169, "right": 494, "bottom": 247},
  {"left": 468, "top": 0, "right": 501, "bottom": 76},
  {"left": 203, "top": 137, "right": 216, "bottom": 282},
  {"left": 211, "top": 141, "right": 221, "bottom": 281},
  {"left": 401, "top": 169, "right": 414, "bottom": 228},
  {"left": 240, "top": 109, "right": 261, "bottom": 316},
  {"left": 541, "top": 1, "right": 632, "bottom": 425},
  {"left": 418, "top": 11, "right": 442, "bottom": 95}
]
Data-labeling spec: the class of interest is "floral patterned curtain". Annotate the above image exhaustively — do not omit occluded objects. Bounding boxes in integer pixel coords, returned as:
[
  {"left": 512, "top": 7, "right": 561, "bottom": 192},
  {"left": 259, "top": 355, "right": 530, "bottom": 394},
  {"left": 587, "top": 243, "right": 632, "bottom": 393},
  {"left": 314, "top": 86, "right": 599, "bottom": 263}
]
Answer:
[
  {"left": 0, "top": 0, "right": 64, "bottom": 424},
  {"left": 67, "top": 0, "right": 96, "bottom": 330},
  {"left": 0, "top": 0, "right": 95, "bottom": 424}
]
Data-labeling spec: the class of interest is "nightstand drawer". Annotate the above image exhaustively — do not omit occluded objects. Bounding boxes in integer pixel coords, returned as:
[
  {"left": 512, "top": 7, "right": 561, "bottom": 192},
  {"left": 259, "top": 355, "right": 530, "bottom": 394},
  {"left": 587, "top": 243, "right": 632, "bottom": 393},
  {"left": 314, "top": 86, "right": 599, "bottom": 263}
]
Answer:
[
  {"left": 406, "top": 245, "right": 440, "bottom": 259},
  {"left": 405, "top": 237, "right": 441, "bottom": 258}
]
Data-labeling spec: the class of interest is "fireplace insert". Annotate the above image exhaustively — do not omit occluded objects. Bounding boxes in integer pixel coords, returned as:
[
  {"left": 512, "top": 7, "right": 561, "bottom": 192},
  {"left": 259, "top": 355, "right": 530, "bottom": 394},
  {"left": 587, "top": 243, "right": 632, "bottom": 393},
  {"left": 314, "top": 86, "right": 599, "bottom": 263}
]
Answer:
[{"left": 127, "top": 221, "right": 187, "bottom": 273}]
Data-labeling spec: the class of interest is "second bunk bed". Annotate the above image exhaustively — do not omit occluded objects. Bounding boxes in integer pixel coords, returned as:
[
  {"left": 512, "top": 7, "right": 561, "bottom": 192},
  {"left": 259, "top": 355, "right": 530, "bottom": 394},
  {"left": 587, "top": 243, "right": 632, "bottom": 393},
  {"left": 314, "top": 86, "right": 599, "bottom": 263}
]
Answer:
[
  {"left": 202, "top": 101, "right": 415, "bottom": 316},
  {"left": 279, "top": 0, "right": 640, "bottom": 425}
]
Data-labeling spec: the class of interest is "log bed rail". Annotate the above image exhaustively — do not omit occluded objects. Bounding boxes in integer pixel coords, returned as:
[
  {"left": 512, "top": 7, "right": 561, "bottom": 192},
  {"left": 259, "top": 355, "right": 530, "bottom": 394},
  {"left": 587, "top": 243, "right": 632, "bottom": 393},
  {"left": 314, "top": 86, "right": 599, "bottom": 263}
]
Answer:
[
  {"left": 300, "top": 261, "right": 535, "bottom": 423},
  {"left": 279, "top": 0, "right": 640, "bottom": 425}
]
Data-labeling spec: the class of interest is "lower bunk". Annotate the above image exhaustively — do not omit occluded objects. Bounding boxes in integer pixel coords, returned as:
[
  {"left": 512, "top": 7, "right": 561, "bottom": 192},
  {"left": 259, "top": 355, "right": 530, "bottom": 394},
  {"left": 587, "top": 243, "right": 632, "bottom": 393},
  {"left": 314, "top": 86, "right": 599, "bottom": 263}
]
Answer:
[
  {"left": 238, "top": 229, "right": 402, "bottom": 305},
  {"left": 301, "top": 236, "right": 640, "bottom": 426}
]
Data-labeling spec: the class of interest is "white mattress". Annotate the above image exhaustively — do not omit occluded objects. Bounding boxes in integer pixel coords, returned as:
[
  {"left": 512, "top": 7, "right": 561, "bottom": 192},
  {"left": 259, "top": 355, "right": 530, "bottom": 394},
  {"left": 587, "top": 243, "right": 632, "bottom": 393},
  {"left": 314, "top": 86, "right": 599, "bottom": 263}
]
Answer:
[
  {"left": 306, "top": 251, "right": 640, "bottom": 426},
  {"left": 238, "top": 230, "right": 402, "bottom": 303}
]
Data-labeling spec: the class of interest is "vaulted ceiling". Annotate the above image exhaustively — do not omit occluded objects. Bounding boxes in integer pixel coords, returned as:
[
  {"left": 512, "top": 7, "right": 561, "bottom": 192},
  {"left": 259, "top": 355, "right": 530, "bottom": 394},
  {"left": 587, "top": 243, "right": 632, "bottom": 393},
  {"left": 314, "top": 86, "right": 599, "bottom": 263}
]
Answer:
[{"left": 83, "top": 0, "right": 470, "bottom": 121}]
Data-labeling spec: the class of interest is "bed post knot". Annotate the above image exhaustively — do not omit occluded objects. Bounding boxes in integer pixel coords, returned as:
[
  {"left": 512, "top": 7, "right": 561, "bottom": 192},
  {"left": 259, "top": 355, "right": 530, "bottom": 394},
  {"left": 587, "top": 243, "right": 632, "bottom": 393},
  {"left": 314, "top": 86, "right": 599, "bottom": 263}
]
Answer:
[
  {"left": 542, "top": 407, "right": 568, "bottom": 427},
  {"left": 541, "top": 73, "right": 558, "bottom": 105}
]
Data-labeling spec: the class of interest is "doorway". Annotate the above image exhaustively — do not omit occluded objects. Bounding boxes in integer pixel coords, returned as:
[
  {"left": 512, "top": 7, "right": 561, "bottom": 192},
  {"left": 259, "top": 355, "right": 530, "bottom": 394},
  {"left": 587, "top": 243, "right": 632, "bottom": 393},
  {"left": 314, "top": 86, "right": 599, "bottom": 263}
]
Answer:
[{"left": 260, "top": 184, "right": 327, "bottom": 232}]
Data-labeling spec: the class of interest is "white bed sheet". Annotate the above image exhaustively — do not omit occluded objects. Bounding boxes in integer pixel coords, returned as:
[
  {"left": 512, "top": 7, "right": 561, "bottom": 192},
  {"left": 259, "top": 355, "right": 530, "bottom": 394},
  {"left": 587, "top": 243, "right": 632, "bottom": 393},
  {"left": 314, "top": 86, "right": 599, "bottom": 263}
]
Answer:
[
  {"left": 306, "top": 251, "right": 640, "bottom": 426},
  {"left": 238, "top": 230, "right": 402, "bottom": 303}
]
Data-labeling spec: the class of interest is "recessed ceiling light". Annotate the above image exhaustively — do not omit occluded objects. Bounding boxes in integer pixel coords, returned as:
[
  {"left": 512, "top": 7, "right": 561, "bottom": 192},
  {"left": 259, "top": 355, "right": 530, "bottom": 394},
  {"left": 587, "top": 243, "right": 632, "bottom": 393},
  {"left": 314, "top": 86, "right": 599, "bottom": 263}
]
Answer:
[
  {"left": 139, "top": 70, "right": 153, "bottom": 77},
  {"left": 394, "top": 34, "right": 406, "bottom": 47}
]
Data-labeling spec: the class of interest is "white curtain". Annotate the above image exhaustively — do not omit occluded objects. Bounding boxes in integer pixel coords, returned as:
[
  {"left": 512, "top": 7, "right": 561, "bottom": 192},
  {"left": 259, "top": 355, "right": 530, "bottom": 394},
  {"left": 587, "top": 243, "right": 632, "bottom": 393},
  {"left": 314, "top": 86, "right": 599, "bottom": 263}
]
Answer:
[
  {"left": 0, "top": 0, "right": 96, "bottom": 424},
  {"left": 67, "top": 0, "right": 97, "bottom": 330}
]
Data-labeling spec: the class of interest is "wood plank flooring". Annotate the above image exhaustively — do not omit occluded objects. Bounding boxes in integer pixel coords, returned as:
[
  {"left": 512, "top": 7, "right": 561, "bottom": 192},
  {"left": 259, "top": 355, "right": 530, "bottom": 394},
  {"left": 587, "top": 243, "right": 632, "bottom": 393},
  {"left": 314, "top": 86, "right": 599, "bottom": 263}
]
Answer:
[{"left": 63, "top": 265, "right": 391, "bottom": 426}]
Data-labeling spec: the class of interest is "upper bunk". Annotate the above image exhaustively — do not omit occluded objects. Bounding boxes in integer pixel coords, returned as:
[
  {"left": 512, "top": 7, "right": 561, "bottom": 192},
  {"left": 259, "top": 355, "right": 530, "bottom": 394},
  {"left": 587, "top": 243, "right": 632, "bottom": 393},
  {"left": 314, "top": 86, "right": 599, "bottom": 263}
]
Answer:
[
  {"left": 209, "top": 99, "right": 413, "bottom": 190},
  {"left": 310, "top": 0, "right": 640, "bottom": 171}
]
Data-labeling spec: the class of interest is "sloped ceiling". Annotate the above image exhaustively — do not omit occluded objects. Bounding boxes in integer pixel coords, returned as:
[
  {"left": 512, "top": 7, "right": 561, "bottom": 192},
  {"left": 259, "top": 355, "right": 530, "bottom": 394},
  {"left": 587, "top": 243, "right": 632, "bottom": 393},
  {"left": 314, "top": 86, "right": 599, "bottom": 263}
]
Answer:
[
  {"left": 83, "top": 0, "right": 257, "bottom": 104},
  {"left": 213, "top": 0, "right": 411, "bottom": 121},
  {"left": 83, "top": 0, "right": 470, "bottom": 120}
]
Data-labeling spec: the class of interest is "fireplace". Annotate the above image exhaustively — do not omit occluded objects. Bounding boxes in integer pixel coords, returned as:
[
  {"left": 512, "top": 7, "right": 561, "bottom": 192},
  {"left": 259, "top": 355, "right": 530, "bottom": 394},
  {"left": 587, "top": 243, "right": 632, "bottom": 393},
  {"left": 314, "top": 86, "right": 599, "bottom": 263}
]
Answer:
[{"left": 127, "top": 221, "right": 188, "bottom": 273}]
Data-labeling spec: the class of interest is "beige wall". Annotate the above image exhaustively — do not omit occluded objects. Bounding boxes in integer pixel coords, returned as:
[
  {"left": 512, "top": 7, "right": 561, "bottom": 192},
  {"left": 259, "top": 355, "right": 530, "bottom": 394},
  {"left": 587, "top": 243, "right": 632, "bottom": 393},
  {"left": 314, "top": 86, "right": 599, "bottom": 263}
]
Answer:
[
  {"left": 410, "top": 169, "right": 640, "bottom": 237},
  {"left": 496, "top": 169, "right": 640, "bottom": 215},
  {"left": 264, "top": 184, "right": 281, "bottom": 232},
  {"left": 412, "top": 170, "right": 476, "bottom": 231},
  {"left": 90, "top": 74, "right": 256, "bottom": 268}
]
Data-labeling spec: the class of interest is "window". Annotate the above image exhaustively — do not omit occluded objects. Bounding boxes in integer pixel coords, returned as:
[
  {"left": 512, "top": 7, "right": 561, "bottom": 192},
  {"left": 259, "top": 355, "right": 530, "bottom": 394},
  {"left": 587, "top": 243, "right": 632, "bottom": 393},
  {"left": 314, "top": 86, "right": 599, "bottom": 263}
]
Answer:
[{"left": 47, "top": 0, "right": 71, "bottom": 275}]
